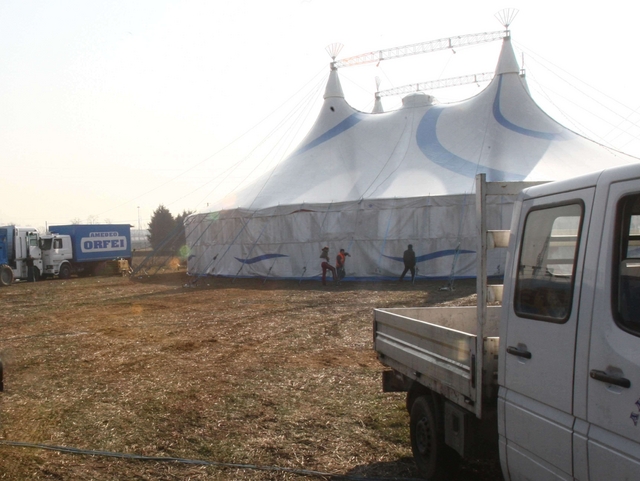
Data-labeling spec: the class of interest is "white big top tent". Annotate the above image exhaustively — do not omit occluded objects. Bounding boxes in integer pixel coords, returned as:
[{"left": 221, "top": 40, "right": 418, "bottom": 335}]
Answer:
[{"left": 185, "top": 33, "right": 639, "bottom": 281}]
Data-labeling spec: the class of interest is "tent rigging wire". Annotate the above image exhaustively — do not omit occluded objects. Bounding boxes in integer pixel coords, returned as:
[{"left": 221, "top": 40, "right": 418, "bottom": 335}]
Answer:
[
  {"left": 443, "top": 84, "right": 495, "bottom": 290},
  {"left": 361, "top": 113, "right": 414, "bottom": 199},
  {"left": 0, "top": 440, "right": 423, "bottom": 481},
  {"left": 191, "top": 78, "right": 325, "bottom": 278},
  {"left": 131, "top": 222, "right": 185, "bottom": 277},
  {"left": 184, "top": 74, "right": 326, "bottom": 278},
  {"left": 244, "top": 76, "right": 328, "bottom": 213},
  {"left": 515, "top": 42, "right": 640, "bottom": 149},
  {"left": 525, "top": 77, "right": 622, "bottom": 148},
  {"left": 126, "top": 69, "right": 328, "bottom": 282},
  {"left": 200, "top": 211, "right": 259, "bottom": 277},
  {"left": 224, "top": 72, "right": 333, "bottom": 282},
  {"left": 193, "top": 73, "right": 328, "bottom": 214},
  {"left": 232, "top": 209, "right": 277, "bottom": 281},
  {"left": 515, "top": 41, "right": 639, "bottom": 116},
  {"left": 376, "top": 208, "right": 395, "bottom": 278},
  {"left": 182, "top": 73, "right": 325, "bottom": 277},
  {"left": 606, "top": 104, "right": 640, "bottom": 146},
  {"left": 96, "top": 66, "right": 327, "bottom": 221}
]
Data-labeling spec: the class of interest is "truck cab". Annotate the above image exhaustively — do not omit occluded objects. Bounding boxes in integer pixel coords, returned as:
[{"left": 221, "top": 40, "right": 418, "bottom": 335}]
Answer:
[
  {"left": 40, "top": 234, "right": 74, "bottom": 279},
  {"left": 498, "top": 164, "right": 640, "bottom": 479},
  {"left": 373, "top": 164, "right": 640, "bottom": 480},
  {"left": 0, "top": 226, "right": 43, "bottom": 284}
]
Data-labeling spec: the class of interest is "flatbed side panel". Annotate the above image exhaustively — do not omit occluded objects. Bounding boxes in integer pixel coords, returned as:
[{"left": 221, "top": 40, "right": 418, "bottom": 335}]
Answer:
[
  {"left": 377, "top": 306, "right": 501, "bottom": 337},
  {"left": 374, "top": 308, "right": 476, "bottom": 398}
]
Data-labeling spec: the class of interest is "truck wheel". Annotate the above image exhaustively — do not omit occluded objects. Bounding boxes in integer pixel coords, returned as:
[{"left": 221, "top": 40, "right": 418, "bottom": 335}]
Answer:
[
  {"left": 410, "top": 395, "right": 458, "bottom": 480},
  {"left": 59, "top": 264, "right": 71, "bottom": 280},
  {"left": 0, "top": 265, "right": 13, "bottom": 287}
]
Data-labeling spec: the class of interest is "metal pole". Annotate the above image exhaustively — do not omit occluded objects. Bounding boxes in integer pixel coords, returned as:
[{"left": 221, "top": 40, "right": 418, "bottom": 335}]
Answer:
[{"left": 475, "top": 174, "right": 487, "bottom": 419}]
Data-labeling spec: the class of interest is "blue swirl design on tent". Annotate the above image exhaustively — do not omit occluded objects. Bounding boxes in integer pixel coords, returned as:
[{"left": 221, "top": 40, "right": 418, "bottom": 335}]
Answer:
[
  {"left": 292, "top": 113, "right": 366, "bottom": 156},
  {"left": 235, "top": 253, "right": 288, "bottom": 265},
  {"left": 416, "top": 74, "right": 564, "bottom": 180},
  {"left": 493, "top": 76, "right": 563, "bottom": 140},
  {"left": 383, "top": 249, "right": 475, "bottom": 263},
  {"left": 416, "top": 108, "right": 525, "bottom": 181}
]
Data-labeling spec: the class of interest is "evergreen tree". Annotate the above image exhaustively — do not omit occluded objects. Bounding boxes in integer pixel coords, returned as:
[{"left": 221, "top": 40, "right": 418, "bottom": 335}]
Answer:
[
  {"left": 147, "top": 205, "right": 175, "bottom": 253},
  {"left": 174, "top": 210, "right": 194, "bottom": 256}
]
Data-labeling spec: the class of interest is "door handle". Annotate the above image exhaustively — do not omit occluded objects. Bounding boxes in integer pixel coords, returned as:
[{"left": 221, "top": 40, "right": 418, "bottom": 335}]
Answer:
[
  {"left": 590, "top": 370, "right": 631, "bottom": 388},
  {"left": 506, "top": 346, "right": 532, "bottom": 359}
]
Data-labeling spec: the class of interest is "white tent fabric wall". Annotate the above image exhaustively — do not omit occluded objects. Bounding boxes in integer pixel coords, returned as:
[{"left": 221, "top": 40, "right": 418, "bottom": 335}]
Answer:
[
  {"left": 185, "top": 194, "right": 517, "bottom": 280},
  {"left": 186, "top": 35, "right": 639, "bottom": 281}
]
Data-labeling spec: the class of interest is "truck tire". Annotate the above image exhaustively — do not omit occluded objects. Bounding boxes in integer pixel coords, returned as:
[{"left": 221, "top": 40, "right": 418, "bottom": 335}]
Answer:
[
  {"left": 59, "top": 264, "right": 71, "bottom": 280},
  {"left": 0, "top": 265, "right": 13, "bottom": 287},
  {"left": 410, "top": 395, "right": 459, "bottom": 480}
]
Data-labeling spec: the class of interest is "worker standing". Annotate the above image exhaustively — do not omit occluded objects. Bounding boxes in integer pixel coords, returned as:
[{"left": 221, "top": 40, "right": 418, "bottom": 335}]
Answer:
[
  {"left": 26, "top": 254, "right": 36, "bottom": 282},
  {"left": 320, "top": 246, "right": 337, "bottom": 286},
  {"left": 399, "top": 244, "right": 416, "bottom": 282},
  {"left": 336, "top": 248, "right": 350, "bottom": 280}
]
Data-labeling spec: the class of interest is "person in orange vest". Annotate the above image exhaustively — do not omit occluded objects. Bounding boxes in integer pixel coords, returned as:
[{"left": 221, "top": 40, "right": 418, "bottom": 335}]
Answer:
[
  {"left": 320, "top": 246, "right": 337, "bottom": 286},
  {"left": 336, "top": 248, "right": 350, "bottom": 280}
]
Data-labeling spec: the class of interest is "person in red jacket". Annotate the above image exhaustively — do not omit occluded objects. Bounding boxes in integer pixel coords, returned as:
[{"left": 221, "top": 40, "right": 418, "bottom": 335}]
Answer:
[
  {"left": 320, "top": 246, "right": 337, "bottom": 286},
  {"left": 336, "top": 248, "right": 350, "bottom": 280}
]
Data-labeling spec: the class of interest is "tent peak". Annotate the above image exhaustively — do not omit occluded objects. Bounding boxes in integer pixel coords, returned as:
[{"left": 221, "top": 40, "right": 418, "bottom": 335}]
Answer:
[
  {"left": 495, "top": 35, "right": 520, "bottom": 76},
  {"left": 324, "top": 65, "right": 344, "bottom": 99}
]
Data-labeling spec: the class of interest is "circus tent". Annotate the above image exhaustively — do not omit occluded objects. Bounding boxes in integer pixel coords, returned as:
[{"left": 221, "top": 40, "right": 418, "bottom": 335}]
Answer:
[{"left": 185, "top": 33, "right": 638, "bottom": 281}]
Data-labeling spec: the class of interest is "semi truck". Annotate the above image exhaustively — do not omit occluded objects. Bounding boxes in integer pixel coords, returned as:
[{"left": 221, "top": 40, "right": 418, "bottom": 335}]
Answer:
[
  {"left": 0, "top": 226, "right": 43, "bottom": 286},
  {"left": 40, "top": 224, "right": 132, "bottom": 279},
  {"left": 373, "top": 164, "right": 640, "bottom": 480}
]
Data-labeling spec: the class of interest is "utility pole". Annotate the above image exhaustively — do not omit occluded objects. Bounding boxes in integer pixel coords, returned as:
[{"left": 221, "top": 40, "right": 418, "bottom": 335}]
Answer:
[{"left": 137, "top": 206, "right": 141, "bottom": 245}]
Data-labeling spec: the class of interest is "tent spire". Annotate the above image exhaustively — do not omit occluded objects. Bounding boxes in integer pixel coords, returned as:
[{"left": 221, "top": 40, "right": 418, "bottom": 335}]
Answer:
[
  {"left": 494, "top": 8, "right": 520, "bottom": 76},
  {"left": 372, "top": 76, "right": 384, "bottom": 113},
  {"left": 495, "top": 34, "right": 520, "bottom": 76},
  {"left": 324, "top": 63, "right": 345, "bottom": 99},
  {"left": 325, "top": 43, "right": 345, "bottom": 99},
  {"left": 372, "top": 95, "right": 384, "bottom": 113}
]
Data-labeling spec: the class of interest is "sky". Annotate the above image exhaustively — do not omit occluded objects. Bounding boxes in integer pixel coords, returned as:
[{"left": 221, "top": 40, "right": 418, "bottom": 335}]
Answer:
[{"left": 2, "top": 0, "right": 640, "bottom": 231}]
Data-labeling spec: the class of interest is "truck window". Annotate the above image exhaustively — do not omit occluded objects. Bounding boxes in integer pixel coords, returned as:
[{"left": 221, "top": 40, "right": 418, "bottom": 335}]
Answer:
[
  {"left": 54, "top": 238, "right": 62, "bottom": 249},
  {"left": 28, "top": 233, "right": 38, "bottom": 247},
  {"left": 615, "top": 194, "right": 640, "bottom": 334},
  {"left": 514, "top": 203, "right": 583, "bottom": 322}
]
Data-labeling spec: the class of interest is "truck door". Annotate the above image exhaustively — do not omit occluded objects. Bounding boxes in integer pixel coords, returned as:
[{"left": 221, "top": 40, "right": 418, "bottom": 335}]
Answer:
[
  {"left": 501, "top": 187, "right": 593, "bottom": 479},
  {"left": 584, "top": 180, "right": 640, "bottom": 478},
  {"left": 51, "top": 237, "right": 66, "bottom": 268}
]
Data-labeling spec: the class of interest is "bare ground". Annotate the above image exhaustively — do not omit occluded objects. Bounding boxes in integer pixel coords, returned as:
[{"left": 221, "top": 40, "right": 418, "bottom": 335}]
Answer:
[{"left": 0, "top": 269, "right": 501, "bottom": 480}]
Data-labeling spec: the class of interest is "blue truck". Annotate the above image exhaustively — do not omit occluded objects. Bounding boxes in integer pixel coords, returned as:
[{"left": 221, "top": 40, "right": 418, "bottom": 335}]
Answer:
[{"left": 40, "top": 224, "right": 132, "bottom": 279}]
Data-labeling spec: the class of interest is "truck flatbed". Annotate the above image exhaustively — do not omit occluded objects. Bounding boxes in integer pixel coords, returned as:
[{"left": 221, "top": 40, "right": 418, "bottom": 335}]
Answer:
[{"left": 374, "top": 306, "right": 500, "bottom": 411}]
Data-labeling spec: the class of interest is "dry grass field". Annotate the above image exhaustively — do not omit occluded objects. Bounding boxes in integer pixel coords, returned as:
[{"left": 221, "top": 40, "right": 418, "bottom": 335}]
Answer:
[{"left": 0, "top": 267, "right": 501, "bottom": 480}]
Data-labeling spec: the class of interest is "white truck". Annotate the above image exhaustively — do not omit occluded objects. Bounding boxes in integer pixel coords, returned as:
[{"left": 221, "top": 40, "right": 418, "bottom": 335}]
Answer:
[
  {"left": 373, "top": 164, "right": 640, "bottom": 480},
  {"left": 0, "top": 226, "right": 43, "bottom": 285}
]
